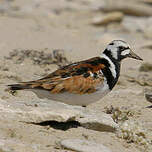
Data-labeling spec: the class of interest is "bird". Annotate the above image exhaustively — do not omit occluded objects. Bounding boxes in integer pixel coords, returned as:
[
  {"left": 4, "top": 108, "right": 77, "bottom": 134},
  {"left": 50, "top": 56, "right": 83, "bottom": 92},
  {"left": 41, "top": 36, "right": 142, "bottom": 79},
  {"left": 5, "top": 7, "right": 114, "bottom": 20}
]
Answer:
[{"left": 8, "top": 40, "right": 143, "bottom": 106}]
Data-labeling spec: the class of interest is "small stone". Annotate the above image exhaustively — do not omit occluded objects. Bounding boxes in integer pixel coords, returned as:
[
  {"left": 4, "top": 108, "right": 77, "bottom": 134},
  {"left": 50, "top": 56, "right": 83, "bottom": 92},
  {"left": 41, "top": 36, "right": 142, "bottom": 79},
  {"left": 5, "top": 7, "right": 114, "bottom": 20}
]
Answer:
[
  {"left": 60, "top": 139, "right": 112, "bottom": 152},
  {"left": 92, "top": 12, "right": 124, "bottom": 26}
]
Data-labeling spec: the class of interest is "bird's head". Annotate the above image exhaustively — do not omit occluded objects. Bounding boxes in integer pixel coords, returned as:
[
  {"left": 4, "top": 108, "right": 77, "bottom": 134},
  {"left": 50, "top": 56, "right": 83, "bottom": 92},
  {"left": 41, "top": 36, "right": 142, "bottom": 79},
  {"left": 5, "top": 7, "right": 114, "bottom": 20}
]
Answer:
[{"left": 103, "top": 40, "right": 143, "bottom": 62}]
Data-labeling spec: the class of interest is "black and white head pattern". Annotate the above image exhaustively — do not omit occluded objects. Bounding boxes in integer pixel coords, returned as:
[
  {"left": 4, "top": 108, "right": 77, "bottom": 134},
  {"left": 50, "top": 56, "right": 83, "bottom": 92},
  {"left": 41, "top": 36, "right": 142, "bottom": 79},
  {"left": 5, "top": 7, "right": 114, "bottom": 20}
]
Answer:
[
  {"left": 100, "top": 40, "right": 142, "bottom": 90},
  {"left": 104, "top": 40, "right": 131, "bottom": 62},
  {"left": 100, "top": 40, "right": 131, "bottom": 89}
]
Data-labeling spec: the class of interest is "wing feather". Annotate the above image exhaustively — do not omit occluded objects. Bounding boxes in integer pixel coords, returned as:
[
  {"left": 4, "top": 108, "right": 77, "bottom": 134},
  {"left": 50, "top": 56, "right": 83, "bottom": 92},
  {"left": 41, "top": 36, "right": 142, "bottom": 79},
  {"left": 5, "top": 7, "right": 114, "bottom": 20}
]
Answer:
[{"left": 8, "top": 57, "right": 105, "bottom": 94}]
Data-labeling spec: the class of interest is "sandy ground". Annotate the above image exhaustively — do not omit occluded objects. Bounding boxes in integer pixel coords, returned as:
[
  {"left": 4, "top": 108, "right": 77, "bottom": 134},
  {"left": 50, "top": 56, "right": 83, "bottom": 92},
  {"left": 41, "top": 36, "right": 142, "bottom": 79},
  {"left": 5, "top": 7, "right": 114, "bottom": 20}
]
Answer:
[{"left": 0, "top": 0, "right": 152, "bottom": 152}]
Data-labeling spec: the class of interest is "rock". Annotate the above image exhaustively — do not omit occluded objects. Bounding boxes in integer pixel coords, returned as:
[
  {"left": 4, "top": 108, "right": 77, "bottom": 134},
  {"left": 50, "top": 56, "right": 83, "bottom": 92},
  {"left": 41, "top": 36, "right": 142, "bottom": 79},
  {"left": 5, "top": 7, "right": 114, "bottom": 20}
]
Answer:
[
  {"left": 0, "top": 99, "right": 83, "bottom": 122},
  {"left": 0, "top": 99, "right": 118, "bottom": 132},
  {"left": 60, "top": 139, "right": 112, "bottom": 152},
  {"left": 101, "top": 0, "right": 152, "bottom": 16},
  {"left": 77, "top": 109, "right": 118, "bottom": 132},
  {"left": 144, "top": 88, "right": 152, "bottom": 103},
  {"left": 92, "top": 12, "right": 124, "bottom": 26}
]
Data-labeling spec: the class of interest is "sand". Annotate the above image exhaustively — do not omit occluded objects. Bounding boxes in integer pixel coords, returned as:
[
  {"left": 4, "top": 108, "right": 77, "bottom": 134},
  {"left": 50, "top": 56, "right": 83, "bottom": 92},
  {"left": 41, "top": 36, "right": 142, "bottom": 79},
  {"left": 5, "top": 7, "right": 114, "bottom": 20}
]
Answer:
[{"left": 0, "top": 0, "right": 152, "bottom": 151}]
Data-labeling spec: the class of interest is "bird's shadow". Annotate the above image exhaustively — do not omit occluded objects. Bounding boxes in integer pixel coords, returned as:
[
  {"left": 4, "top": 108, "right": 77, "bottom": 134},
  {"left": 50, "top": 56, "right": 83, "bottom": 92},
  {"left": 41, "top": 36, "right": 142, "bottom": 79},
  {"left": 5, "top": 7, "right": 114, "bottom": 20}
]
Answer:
[
  {"left": 23, "top": 120, "right": 81, "bottom": 131},
  {"left": 146, "top": 105, "right": 152, "bottom": 108}
]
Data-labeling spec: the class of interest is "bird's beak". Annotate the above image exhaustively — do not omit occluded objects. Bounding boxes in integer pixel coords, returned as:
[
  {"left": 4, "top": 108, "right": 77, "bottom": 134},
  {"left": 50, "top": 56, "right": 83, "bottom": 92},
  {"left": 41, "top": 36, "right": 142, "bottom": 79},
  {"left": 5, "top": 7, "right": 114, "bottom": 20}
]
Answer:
[{"left": 128, "top": 49, "right": 143, "bottom": 61}]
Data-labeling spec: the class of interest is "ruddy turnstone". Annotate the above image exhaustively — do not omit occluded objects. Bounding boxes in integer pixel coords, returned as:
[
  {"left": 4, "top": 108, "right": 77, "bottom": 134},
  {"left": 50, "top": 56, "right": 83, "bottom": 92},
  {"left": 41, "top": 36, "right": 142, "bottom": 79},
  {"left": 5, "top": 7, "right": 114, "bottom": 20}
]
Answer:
[{"left": 8, "top": 40, "right": 142, "bottom": 106}]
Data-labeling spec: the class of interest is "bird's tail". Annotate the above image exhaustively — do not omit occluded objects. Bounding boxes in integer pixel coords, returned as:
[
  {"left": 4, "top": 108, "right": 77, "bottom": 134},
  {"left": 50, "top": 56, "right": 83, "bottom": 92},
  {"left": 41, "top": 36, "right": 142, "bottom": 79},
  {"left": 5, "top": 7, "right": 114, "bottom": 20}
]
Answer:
[{"left": 8, "top": 83, "right": 33, "bottom": 90}]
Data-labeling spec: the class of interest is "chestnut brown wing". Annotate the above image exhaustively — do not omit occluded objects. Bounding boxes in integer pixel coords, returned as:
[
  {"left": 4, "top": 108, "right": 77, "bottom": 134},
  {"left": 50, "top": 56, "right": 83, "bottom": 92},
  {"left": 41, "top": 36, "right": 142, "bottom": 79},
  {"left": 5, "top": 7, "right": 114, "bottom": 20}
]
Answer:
[{"left": 8, "top": 57, "right": 105, "bottom": 94}]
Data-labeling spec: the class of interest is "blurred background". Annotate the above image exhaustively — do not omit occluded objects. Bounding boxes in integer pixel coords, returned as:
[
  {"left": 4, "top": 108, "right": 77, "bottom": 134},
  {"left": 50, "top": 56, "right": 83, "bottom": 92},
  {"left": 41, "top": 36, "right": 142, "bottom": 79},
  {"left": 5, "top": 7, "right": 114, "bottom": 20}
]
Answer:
[
  {"left": 0, "top": 0, "right": 152, "bottom": 72},
  {"left": 0, "top": 0, "right": 152, "bottom": 152},
  {"left": 0, "top": 0, "right": 152, "bottom": 60}
]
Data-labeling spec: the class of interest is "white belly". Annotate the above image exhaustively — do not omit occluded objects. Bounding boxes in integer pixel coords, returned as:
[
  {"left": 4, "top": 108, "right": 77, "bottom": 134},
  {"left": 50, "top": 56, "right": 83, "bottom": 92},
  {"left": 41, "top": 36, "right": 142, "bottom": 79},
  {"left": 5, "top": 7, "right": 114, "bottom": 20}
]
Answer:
[{"left": 29, "top": 80, "right": 110, "bottom": 106}]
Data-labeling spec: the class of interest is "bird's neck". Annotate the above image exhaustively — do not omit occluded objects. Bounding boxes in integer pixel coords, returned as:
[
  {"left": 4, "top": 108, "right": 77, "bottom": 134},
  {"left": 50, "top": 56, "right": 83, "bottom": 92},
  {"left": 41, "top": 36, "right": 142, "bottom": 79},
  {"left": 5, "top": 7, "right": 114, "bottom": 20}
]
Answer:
[{"left": 100, "top": 52, "right": 120, "bottom": 90}]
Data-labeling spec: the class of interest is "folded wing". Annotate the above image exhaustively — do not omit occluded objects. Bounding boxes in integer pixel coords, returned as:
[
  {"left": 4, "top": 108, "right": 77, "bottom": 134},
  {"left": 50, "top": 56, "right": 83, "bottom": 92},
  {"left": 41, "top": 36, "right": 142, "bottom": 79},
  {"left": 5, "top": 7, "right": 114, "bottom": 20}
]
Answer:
[{"left": 8, "top": 57, "right": 105, "bottom": 94}]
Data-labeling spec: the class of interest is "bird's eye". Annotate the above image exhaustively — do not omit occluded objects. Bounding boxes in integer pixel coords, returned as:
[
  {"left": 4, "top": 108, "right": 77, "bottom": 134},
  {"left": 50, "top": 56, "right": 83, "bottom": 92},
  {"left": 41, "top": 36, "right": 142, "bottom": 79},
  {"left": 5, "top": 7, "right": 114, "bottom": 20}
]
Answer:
[
  {"left": 119, "top": 46, "right": 125, "bottom": 51},
  {"left": 109, "top": 42, "right": 114, "bottom": 45}
]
